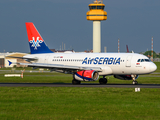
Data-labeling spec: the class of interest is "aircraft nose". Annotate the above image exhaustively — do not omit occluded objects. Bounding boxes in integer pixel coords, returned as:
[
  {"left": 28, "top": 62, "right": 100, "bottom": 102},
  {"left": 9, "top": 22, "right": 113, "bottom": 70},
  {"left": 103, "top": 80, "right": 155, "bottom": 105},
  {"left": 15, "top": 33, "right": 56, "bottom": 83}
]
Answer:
[{"left": 150, "top": 63, "right": 157, "bottom": 72}]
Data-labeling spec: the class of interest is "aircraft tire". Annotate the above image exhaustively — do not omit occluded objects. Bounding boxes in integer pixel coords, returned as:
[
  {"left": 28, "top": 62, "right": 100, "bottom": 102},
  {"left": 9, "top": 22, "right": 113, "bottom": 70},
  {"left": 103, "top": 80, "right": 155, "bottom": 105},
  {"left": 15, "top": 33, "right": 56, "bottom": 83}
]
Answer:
[
  {"left": 99, "top": 78, "right": 107, "bottom": 84},
  {"left": 132, "top": 80, "right": 138, "bottom": 85},
  {"left": 72, "top": 79, "right": 81, "bottom": 85}
]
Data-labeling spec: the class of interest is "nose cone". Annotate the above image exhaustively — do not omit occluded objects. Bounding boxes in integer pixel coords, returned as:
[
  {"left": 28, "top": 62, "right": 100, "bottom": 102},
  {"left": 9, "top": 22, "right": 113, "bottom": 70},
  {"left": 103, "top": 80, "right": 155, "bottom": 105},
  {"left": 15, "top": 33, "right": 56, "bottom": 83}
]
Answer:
[{"left": 150, "top": 63, "right": 157, "bottom": 72}]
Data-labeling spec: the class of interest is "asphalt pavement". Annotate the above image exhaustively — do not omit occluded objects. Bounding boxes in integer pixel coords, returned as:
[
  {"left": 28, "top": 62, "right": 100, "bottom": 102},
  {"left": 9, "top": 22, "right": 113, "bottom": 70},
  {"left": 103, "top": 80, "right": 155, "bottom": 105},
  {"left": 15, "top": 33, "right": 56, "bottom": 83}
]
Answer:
[{"left": 0, "top": 83, "right": 159, "bottom": 88}]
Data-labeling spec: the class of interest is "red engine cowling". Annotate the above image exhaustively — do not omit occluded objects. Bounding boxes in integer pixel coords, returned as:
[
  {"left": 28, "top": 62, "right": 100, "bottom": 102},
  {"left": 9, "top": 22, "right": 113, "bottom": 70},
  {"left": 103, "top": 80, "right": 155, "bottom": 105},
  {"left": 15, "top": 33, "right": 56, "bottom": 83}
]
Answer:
[
  {"left": 73, "top": 70, "right": 99, "bottom": 81},
  {"left": 114, "top": 75, "right": 139, "bottom": 80}
]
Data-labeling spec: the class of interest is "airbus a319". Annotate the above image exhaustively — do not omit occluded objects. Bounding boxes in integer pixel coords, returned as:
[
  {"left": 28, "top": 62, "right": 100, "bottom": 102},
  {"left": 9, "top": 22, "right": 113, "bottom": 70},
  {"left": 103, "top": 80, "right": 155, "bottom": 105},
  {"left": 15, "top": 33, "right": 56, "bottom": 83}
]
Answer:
[{"left": 9, "top": 23, "right": 157, "bottom": 85}]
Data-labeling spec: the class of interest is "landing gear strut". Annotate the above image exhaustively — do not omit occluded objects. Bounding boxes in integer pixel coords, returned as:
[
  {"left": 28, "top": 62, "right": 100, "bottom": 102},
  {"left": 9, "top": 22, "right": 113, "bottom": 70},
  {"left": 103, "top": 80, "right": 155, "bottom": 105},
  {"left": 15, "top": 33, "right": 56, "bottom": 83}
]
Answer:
[
  {"left": 72, "top": 79, "right": 81, "bottom": 85},
  {"left": 99, "top": 76, "right": 108, "bottom": 84},
  {"left": 131, "top": 75, "right": 138, "bottom": 85}
]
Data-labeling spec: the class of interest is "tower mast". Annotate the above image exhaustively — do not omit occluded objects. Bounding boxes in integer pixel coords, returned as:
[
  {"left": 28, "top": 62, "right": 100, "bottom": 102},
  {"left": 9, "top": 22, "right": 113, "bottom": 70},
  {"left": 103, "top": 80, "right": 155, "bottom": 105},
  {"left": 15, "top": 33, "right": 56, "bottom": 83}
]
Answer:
[{"left": 86, "top": 0, "right": 107, "bottom": 53}]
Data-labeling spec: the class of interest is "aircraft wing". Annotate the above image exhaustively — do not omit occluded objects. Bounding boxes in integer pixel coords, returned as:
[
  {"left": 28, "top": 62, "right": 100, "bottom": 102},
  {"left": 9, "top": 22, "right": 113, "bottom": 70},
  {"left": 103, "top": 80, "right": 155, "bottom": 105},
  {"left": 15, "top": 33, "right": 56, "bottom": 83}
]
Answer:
[
  {"left": 7, "top": 56, "right": 38, "bottom": 61},
  {"left": 18, "top": 62, "right": 102, "bottom": 71}
]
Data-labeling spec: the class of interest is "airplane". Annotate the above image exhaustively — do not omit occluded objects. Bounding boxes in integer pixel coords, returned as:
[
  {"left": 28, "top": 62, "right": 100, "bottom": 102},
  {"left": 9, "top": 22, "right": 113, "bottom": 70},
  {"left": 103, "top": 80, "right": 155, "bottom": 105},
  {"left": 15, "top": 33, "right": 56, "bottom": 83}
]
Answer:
[
  {"left": 9, "top": 22, "right": 157, "bottom": 85},
  {"left": 126, "top": 45, "right": 129, "bottom": 53}
]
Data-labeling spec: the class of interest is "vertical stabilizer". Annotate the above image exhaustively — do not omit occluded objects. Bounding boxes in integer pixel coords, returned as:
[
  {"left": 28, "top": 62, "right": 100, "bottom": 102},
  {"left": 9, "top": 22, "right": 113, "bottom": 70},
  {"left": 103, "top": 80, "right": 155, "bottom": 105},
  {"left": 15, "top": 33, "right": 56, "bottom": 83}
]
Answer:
[
  {"left": 126, "top": 45, "right": 129, "bottom": 53},
  {"left": 25, "top": 22, "right": 53, "bottom": 54}
]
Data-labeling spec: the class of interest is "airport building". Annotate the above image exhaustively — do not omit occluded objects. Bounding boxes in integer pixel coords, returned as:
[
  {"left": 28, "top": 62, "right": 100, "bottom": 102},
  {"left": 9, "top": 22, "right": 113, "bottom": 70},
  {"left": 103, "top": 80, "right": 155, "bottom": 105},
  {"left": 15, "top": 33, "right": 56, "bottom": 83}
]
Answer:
[{"left": 0, "top": 52, "right": 28, "bottom": 68}]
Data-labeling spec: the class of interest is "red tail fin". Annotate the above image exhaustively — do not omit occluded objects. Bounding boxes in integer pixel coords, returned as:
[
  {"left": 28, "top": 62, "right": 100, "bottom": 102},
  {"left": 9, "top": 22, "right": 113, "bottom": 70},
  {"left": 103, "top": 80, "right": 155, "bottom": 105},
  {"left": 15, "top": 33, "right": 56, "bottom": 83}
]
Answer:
[
  {"left": 126, "top": 45, "right": 129, "bottom": 53},
  {"left": 25, "top": 22, "right": 53, "bottom": 54}
]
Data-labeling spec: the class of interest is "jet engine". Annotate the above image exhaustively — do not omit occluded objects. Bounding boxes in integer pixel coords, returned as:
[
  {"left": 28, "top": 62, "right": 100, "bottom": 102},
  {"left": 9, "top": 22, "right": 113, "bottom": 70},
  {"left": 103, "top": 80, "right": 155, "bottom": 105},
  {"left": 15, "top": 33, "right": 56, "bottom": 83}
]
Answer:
[
  {"left": 114, "top": 75, "right": 139, "bottom": 80},
  {"left": 73, "top": 70, "right": 99, "bottom": 81}
]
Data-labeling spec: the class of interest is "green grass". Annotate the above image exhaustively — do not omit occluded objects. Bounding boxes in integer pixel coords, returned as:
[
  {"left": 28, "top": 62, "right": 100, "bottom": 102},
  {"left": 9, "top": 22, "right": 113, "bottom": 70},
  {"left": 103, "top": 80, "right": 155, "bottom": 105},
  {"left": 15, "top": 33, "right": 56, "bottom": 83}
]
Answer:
[
  {"left": 0, "top": 87, "right": 160, "bottom": 120},
  {"left": 0, "top": 73, "right": 160, "bottom": 84},
  {"left": 0, "top": 63, "right": 160, "bottom": 119},
  {"left": 154, "top": 62, "right": 160, "bottom": 72},
  {"left": 1, "top": 66, "right": 160, "bottom": 84},
  {"left": 0, "top": 67, "right": 160, "bottom": 84}
]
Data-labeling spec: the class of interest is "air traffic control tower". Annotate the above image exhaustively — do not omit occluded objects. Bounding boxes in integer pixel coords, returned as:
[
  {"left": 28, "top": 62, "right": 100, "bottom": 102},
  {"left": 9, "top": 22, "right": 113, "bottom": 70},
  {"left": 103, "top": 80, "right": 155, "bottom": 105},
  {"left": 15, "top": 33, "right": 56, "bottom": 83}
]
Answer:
[{"left": 86, "top": 0, "right": 107, "bottom": 53}]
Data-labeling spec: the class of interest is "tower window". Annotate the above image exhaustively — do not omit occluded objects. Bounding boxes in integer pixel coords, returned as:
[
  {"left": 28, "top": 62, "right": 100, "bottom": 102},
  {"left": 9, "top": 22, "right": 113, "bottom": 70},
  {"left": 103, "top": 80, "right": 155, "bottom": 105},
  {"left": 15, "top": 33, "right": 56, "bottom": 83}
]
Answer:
[
  {"left": 91, "top": 6, "right": 97, "bottom": 9},
  {"left": 97, "top": 6, "right": 102, "bottom": 9},
  {"left": 89, "top": 6, "right": 105, "bottom": 10}
]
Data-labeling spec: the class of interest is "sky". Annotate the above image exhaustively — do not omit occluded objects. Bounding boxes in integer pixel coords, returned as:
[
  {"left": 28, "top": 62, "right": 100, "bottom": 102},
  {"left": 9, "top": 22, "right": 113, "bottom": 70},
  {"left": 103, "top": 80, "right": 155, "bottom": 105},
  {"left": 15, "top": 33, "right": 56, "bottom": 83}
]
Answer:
[{"left": 0, "top": 0, "right": 160, "bottom": 53}]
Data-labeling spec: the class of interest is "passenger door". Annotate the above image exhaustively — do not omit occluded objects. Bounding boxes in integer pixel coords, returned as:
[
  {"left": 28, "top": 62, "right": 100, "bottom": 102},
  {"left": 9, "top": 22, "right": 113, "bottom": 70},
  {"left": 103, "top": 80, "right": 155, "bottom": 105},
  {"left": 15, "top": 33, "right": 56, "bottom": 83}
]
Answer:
[{"left": 125, "top": 56, "right": 132, "bottom": 67}]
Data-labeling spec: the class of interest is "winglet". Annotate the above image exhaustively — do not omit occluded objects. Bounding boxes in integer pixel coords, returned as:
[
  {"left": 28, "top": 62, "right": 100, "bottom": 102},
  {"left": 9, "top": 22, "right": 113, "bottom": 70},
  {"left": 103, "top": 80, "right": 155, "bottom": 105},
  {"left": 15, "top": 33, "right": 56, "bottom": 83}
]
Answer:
[{"left": 8, "top": 60, "right": 12, "bottom": 66}]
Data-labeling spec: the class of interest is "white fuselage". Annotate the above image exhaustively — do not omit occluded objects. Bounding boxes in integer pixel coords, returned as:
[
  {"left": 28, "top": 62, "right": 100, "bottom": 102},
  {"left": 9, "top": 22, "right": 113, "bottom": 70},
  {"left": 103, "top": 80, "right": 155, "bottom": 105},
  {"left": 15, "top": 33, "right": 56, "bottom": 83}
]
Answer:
[{"left": 24, "top": 52, "right": 157, "bottom": 76}]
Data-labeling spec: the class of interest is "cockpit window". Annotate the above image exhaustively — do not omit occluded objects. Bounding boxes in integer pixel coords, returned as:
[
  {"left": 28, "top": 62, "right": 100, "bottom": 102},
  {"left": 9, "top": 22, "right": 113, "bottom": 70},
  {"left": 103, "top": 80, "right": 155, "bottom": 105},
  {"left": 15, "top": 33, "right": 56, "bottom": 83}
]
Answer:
[
  {"left": 145, "top": 59, "right": 151, "bottom": 62},
  {"left": 137, "top": 59, "right": 151, "bottom": 62}
]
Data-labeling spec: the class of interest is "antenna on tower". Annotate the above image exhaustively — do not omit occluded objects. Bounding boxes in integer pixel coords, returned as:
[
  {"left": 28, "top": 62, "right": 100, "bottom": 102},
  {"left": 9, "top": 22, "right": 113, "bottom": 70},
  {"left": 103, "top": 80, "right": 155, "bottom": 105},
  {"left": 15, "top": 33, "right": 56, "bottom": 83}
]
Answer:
[
  {"left": 118, "top": 38, "right": 120, "bottom": 53},
  {"left": 151, "top": 37, "right": 153, "bottom": 61}
]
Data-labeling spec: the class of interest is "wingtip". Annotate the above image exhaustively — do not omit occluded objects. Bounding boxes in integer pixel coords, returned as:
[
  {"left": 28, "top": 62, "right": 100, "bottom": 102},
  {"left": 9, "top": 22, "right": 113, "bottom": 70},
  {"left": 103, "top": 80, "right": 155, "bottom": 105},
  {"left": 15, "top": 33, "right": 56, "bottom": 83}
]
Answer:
[{"left": 8, "top": 60, "right": 12, "bottom": 66}]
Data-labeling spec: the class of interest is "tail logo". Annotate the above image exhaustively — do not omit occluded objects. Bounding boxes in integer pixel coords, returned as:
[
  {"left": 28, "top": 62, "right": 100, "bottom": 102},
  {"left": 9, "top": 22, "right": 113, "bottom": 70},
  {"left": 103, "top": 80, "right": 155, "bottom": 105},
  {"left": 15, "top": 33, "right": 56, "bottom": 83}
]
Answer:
[{"left": 30, "top": 37, "right": 43, "bottom": 50}]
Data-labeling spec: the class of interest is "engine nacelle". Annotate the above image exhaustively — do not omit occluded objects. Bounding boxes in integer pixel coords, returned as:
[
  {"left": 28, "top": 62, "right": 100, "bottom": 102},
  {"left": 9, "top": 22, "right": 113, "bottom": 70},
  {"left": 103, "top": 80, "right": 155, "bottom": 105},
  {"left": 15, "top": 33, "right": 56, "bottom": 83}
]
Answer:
[
  {"left": 73, "top": 70, "right": 99, "bottom": 81},
  {"left": 114, "top": 75, "right": 139, "bottom": 80}
]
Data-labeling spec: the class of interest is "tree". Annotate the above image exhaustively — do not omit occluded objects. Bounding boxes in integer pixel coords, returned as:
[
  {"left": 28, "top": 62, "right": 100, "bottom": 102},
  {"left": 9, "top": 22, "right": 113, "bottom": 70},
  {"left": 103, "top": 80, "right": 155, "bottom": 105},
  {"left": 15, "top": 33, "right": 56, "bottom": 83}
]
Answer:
[{"left": 143, "top": 51, "right": 157, "bottom": 58}]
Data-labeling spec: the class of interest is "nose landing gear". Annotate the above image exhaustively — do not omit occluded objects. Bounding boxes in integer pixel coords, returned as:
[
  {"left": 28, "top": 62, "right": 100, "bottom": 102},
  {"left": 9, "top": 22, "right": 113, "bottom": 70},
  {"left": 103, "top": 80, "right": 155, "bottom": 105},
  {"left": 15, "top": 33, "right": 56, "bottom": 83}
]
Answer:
[{"left": 131, "top": 75, "right": 138, "bottom": 85}]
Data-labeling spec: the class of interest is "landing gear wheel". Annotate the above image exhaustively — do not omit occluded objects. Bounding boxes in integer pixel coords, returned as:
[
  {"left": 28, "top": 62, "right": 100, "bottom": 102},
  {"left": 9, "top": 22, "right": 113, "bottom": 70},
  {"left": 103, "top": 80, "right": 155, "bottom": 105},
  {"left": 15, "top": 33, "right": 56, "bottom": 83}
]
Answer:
[
  {"left": 72, "top": 79, "right": 81, "bottom": 85},
  {"left": 132, "top": 80, "right": 138, "bottom": 85},
  {"left": 99, "top": 78, "right": 107, "bottom": 84}
]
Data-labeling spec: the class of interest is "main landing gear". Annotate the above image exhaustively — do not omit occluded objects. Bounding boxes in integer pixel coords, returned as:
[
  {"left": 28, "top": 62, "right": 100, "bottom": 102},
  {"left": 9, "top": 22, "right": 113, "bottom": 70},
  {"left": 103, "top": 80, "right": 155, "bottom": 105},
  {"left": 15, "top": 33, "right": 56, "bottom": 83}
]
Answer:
[
  {"left": 99, "top": 76, "right": 108, "bottom": 84},
  {"left": 131, "top": 75, "right": 138, "bottom": 85},
  {"left": 72, "top": 79, "right": 81, "bottom": 85}
]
